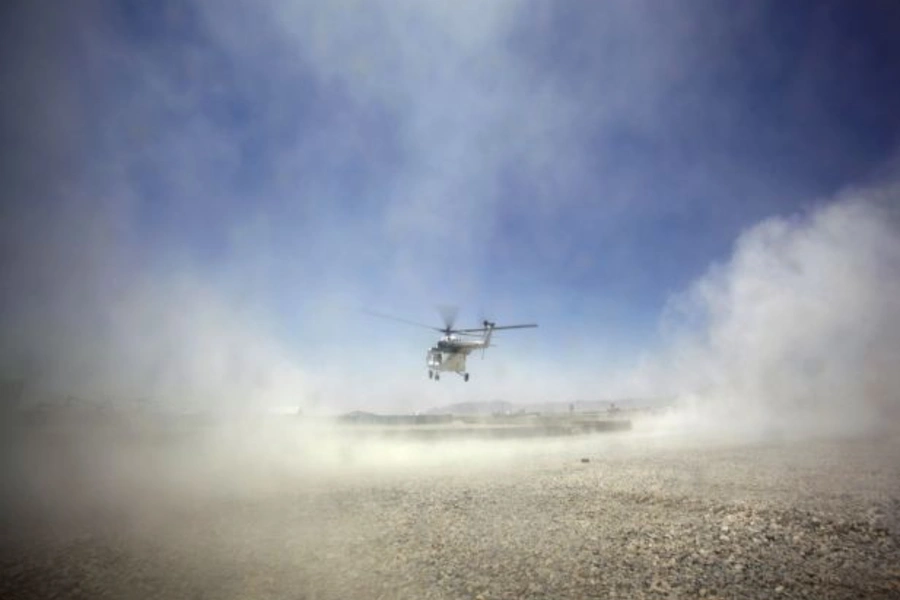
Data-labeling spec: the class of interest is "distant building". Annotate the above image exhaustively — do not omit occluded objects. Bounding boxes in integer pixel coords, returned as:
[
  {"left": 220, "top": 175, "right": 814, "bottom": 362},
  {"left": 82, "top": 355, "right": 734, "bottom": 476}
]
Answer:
[{"left": 338, "top": 411, "right": 453, "bottom": 425}]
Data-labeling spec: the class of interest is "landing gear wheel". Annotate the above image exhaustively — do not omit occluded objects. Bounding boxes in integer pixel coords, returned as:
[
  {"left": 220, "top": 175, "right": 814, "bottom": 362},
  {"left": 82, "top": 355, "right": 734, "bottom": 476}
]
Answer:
[
  {"left": 435, "top": 373, "right": 440, "bottom": 381},
  {"left": 464, "top": 373, "right": 470, "bottom": 382},
  {"left": 428, "top": 370, "right": 433, "bottom": 379}
]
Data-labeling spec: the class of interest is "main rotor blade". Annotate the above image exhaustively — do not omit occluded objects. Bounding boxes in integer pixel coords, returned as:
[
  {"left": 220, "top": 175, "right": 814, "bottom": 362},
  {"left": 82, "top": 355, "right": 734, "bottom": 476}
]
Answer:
[
  {"left": 437, "top": 304, "right": 458, "bottom": 331},
  {"left": 361, "top": 309, "right": 443, "bottom": 332},
  {"left": 454, "top": 323, "right": 538, "bottom": 333}
]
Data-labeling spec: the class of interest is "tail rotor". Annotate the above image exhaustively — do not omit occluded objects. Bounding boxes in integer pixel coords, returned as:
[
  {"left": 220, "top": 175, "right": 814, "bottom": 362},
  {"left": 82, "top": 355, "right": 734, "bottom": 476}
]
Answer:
[{"left": 482, "top": 320, "right": 496, "bottom": 358}]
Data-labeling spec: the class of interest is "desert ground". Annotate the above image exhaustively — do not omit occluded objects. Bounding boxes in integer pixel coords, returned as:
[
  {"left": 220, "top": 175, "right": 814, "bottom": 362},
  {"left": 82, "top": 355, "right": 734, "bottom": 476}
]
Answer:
[{"left": 1, "top": 413, "right": 898, "bottom": 599}]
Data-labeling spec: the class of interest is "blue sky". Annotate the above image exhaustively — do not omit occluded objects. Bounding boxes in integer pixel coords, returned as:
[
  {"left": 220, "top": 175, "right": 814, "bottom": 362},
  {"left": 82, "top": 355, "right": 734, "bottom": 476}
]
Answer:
[{"left": 2, "top": 1, "right": 900, "bottom": 412}]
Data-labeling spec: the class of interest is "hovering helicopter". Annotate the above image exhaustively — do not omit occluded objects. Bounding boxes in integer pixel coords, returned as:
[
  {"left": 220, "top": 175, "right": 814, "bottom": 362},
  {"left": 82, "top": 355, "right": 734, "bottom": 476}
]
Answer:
[{"left": 366, "top": 307, "right": 537, "bottom": 381}]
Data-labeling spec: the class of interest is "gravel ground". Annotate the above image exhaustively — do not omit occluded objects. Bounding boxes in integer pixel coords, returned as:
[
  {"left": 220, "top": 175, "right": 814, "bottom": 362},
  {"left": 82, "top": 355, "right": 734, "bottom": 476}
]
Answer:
[{"left": 1, "top": 417, "right": 899, "bottom": 599}]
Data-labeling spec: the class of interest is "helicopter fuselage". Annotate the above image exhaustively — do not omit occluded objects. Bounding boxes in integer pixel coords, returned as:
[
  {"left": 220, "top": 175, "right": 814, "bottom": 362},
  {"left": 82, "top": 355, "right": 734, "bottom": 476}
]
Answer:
[{"left": 426, "top": 330, "right": 494, "bottom": 381}]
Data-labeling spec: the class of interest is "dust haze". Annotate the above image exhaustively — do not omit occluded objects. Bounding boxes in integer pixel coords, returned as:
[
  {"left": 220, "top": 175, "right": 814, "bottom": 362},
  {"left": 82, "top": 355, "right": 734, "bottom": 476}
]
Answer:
[
  {"left": 2, "top": 0, "right": 900, "bottom": 529},
  {"left": 637, "top": 187, "right": 900, "bottom": 440},
  {"left": 2, "top": 2, "right": 900, "bottom": 597}
]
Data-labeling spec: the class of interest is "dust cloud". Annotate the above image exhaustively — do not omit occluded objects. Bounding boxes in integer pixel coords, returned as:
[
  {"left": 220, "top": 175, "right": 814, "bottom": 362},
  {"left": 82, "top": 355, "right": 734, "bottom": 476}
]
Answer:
[
  {"left": 0, "top": 412, "right": 591, "bottom": 536},
  {"left": 4, "top": 185, "right": 898, "bottom": 571},
  {"left": 639, "top": 185, "right": 900, "bottom": 440}
]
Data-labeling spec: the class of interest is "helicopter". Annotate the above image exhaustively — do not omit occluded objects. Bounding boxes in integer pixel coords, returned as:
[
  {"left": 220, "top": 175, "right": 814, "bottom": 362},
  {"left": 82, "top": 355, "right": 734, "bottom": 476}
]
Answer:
[{"left": 366, "top": 307, "right": 537, "bottom": 381}]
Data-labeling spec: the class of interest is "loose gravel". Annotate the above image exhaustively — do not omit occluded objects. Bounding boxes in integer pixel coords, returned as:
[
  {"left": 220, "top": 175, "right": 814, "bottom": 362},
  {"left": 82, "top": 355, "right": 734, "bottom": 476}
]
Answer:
[{"left": 1, "top": 419, "right": 898, "bottom": 599}]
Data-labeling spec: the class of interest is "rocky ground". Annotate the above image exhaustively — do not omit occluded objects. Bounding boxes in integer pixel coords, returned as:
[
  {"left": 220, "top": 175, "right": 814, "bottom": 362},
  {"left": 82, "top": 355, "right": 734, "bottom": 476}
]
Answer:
[{"left": 1, "top": 417, "right": 898, "bottom": 599}]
